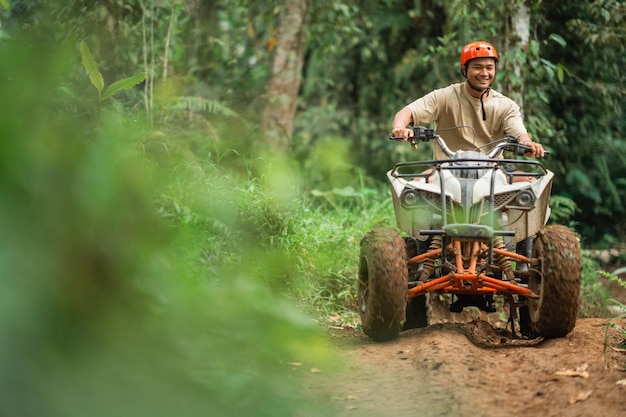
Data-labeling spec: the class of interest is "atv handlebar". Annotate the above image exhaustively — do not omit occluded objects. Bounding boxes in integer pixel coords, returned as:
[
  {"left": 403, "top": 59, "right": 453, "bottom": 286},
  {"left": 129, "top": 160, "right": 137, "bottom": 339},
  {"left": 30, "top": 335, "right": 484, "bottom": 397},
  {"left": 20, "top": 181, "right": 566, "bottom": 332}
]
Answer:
[
  {"left": 493, "top": 137, "right": 535, "bottom": 157},
  {"left": 389, "top": 127, "right": 548, "bottom": 158},
  {"left": 389, "top": 126, "right": 436, "bottom": 143}
]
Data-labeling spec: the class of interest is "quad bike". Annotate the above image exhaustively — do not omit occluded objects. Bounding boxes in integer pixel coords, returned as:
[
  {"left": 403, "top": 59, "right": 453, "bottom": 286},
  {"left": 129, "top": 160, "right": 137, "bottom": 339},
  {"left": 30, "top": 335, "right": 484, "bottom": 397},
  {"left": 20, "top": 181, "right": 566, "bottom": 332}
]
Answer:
[{"left": 358, "top": 126, "right": 581, "bottom": 341}]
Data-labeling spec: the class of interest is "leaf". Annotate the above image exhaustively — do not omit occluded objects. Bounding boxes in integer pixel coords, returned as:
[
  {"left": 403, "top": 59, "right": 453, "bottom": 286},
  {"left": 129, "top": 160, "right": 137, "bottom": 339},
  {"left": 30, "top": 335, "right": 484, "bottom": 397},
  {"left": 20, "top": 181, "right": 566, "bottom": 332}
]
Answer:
[
  {"left": 79, "top": 40, "right": 104, "bottom": 97},
  {"left": 332, "top": 186, "right": 359, "bottom": 198},
  {"left": 612, "top": 266, "right": 626, "bottom": 276},
  {"left": 101, "top": 72, "right": 146, "bottom": 101},
  {"left": 566, "top": 168, "right": 601, "bottom": 202},
  {"left": 0, "top": 0, "right": 9, "bottom": 11},
  {"left": 556, "top": 66, "right": 564, "bottom": 83},
  {"left": 549, "top": 33, "right": 567, "bottom": 47},
  {"left": 555, "top": 364, "right": 590, "bottom": 378}
]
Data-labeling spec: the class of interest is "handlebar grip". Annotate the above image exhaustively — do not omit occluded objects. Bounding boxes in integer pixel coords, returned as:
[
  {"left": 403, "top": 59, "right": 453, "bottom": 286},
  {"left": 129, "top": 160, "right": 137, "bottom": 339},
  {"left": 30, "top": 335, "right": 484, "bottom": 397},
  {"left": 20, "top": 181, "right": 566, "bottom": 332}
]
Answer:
[
  {"left": 515, "top": 144, "right": 532, "bottom": 156},
  {"left": 514, "top": 144, "right": 551, "bottom": 156},
  {"left": 388, "top": 127, "right": 436, "bottom": 143},
  {"left": 412, "top": 126, "right": 436, "bottom": 141}
]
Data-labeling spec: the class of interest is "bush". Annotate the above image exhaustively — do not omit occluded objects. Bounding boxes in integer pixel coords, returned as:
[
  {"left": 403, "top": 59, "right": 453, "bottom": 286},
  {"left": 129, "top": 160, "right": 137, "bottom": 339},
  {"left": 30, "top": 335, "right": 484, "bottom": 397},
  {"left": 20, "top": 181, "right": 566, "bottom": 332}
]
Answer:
[{"left": 0, "top": 33, "right": 332, "bottom": 417}]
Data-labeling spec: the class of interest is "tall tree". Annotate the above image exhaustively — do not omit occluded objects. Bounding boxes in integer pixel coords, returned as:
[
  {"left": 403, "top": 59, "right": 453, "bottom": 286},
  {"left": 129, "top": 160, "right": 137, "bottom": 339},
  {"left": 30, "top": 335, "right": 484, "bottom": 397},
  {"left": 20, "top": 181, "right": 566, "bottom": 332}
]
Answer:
[
  {"left": 503, "top": 0, "right": 531, "bottom": 115},
  {"left": 262, "top": 0, "right": 308, "bottom": 152}
]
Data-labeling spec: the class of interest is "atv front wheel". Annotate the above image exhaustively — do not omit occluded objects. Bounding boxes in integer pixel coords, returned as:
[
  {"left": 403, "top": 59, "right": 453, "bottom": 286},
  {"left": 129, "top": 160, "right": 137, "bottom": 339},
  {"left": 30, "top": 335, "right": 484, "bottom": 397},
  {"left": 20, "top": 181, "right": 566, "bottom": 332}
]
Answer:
[
  {"left": 358, "top": 228, "right": 407, "bottom": 341},
  {"left": 524, "top": 225, "right": 581, "bottom": 338}
]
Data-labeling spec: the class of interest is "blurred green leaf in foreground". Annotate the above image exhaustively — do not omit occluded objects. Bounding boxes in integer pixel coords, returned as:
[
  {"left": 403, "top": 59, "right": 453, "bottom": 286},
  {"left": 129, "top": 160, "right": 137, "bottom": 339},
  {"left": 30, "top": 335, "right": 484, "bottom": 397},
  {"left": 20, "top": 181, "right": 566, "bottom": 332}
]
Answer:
[{"left": 0, "top": 29, "right": 331, "bottom": 417}]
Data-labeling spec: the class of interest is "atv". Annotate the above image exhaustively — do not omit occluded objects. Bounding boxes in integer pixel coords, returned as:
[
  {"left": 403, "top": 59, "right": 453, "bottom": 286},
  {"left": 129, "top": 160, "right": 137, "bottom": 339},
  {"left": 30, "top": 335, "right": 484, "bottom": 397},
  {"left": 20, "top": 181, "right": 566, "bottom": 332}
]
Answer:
[{"left": 358, "top": 127, "right": 581, "bottom": 341}]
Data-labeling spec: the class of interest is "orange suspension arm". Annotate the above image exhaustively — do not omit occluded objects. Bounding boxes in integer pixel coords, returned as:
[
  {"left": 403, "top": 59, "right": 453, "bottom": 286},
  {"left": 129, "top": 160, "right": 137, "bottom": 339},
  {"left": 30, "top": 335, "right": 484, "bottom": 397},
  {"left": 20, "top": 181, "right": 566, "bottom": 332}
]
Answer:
[
  {"left": 407, "top": 275, "right": 451, "bottom": 297},
  {"left": 407, "top": 248, "right": 442, "bottom": 267},
  {"left": 492, "top": 248, "right": 531, "bottom": 264},
  {"left": 407, "top": 238, "right": 538, "bottom": 299}
]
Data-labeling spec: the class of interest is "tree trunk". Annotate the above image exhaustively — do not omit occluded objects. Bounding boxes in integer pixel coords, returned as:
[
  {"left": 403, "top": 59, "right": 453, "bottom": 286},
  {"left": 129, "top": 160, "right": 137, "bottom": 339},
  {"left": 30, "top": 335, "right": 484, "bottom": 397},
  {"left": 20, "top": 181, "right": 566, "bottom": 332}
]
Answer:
[
  {"left": 262, "top": 0, "right": 308, "bottom": 152},
  {"left": 503, "top": 0, "right": 530, "bottom": 117}
]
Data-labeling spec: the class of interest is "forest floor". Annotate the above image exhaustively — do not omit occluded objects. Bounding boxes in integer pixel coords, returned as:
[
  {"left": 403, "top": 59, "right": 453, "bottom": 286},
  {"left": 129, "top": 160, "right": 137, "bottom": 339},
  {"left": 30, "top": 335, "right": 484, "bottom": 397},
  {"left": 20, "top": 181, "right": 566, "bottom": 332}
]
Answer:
[{"left": 304, "top": 290, "right": 626, "bottom": 417}]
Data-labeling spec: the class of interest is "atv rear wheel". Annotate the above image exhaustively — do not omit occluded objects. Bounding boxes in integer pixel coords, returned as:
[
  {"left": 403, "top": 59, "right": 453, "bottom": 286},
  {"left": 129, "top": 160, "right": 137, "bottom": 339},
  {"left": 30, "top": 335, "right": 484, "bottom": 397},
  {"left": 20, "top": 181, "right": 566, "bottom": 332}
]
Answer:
[
  {"left": 523, "top": 225, "right": 581, "bottom": 338},
  {"left": 358, "top": 228, "right": 407, "bottom": 341}
]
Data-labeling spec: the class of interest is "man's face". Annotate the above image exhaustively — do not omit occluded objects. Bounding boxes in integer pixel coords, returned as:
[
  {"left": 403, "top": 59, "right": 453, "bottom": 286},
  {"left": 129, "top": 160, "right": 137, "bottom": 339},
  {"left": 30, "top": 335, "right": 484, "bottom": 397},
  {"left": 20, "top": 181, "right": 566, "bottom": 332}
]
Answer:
[{"left": 465, "top": 57, "right": 496, "bottom": 90}]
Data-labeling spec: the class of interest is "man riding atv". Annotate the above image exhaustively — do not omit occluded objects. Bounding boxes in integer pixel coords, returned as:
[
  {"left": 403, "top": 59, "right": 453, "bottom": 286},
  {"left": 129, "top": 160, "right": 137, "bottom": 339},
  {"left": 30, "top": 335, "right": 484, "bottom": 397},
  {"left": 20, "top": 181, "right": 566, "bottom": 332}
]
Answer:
[
  {"left": 391, "top": 41, "right": 544, "bottom": 160},
  {"left": 356, "top": 42, "right": 582, "bottom": 342}
]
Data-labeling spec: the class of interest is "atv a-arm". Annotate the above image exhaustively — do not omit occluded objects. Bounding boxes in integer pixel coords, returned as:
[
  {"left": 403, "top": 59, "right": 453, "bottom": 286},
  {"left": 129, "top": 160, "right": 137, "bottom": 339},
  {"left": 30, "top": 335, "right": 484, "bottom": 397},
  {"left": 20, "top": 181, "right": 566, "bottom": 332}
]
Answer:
[{"left": 406, "top": 238, "right": 539, "bottom": 299}]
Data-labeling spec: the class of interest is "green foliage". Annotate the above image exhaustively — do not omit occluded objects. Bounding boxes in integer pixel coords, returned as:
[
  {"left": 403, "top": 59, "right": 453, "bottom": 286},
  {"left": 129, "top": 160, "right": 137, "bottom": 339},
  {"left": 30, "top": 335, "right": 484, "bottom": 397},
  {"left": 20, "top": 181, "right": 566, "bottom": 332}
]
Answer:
[
  {"left": 536, "top": 0, "right": 626, "bottom": 242},
  {"left": 302, "top": 191, "right": 395, "bottom": 318},
  {"left": 148, "top": 126, "right": 394, "bottom": 319},
  {"left": 79, "top": 40, "right": 104, "bottom": 94},
  {"left": 0, "top": 27, "right": 333, "bottom": 417},
  {"left": 102, "top": 72, "right": 146, "bottom": 101},
  {"left": 548, "top": 195, "right": 578, "bottom": 226},
  {"left": 608, "top": 267, "right": 626, "bottom": 314},
  {"left": 172, "top": 96, "right": 240, "bottom": 118},
  {"left": 35, "top": 0, "right": 626, "bottom": 245},
  {"left": 79, "top": 40, "right": 146, "bottom": 103},
  {"left": 567, "top": 0, "right": 626, "bottom": 46},
  {"left": 603, "top": 266, "right": 626, "bottom": 367},
  {"left": 579, "top": 254, "right": 611, "bottom": 318}
]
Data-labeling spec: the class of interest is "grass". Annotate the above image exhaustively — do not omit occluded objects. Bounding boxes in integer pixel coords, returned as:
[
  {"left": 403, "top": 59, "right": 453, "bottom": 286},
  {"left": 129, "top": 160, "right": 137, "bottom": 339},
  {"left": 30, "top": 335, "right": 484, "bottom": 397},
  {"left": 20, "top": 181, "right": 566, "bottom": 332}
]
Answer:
[
  {"left": 156, "top": 146, "right": 397, "bottom": 320},
  {"left": 0, "top": 36, "right": 338, "bottom": 415}
]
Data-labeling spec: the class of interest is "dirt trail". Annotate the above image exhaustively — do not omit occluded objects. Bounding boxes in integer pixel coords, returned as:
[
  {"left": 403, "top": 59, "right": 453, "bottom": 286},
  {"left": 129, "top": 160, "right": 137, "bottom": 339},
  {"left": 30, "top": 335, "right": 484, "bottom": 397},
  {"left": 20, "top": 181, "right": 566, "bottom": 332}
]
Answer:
[{"left": 306, "top": 317, "right": 626, "bottom": 417}]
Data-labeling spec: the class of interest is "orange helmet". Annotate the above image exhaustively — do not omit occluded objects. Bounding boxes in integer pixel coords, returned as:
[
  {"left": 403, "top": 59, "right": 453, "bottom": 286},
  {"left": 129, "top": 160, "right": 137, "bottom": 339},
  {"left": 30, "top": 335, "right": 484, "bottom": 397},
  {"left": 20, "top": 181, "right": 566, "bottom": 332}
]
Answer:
[{"left": 460, "top": 41, "right": 499, "bottom": 68}]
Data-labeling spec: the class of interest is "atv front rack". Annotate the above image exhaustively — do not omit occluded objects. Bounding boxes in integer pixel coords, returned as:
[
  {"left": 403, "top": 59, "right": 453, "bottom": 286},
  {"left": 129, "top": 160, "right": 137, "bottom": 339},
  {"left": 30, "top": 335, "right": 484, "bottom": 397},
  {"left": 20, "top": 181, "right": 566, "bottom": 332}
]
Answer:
[{"left": 391, "top": 158, "right": 548, "bottom": 186}]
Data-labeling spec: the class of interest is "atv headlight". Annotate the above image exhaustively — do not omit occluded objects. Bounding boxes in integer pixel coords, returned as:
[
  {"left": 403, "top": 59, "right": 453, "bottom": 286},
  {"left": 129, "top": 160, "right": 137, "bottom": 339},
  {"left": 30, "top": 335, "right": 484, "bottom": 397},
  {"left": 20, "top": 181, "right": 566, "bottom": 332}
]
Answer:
[
  {"left": 400, "top": 188, "right": 420, "bottom": 208},
  {"left": 510, "top": 189, "right": 536, "bottom": 209}
]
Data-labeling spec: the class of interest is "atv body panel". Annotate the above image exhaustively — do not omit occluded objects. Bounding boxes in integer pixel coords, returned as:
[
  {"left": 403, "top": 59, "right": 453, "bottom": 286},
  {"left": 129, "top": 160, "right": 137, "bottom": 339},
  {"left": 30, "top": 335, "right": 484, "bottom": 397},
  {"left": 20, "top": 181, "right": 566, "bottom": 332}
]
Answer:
[{"left": 388, "top": 154, "right": 553, "bottom": 246}]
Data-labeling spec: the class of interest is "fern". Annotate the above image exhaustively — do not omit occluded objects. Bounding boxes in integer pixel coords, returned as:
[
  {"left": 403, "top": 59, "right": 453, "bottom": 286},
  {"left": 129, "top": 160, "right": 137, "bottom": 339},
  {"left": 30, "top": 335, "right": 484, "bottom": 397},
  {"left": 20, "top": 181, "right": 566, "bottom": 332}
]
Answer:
[
  {"left": 549, "top": 195, "right": 579, "bottom": 224},
  {"left": 173, "top": 96, "right": 240, "bottom": 118}
]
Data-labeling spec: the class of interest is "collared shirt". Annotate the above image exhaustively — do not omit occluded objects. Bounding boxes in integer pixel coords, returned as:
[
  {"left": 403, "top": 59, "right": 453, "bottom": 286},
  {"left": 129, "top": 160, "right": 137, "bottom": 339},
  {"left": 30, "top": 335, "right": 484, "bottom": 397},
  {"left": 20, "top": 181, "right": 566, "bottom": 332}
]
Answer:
[{"left": 404, "top": 82, "right": 527, "bottom": 159}]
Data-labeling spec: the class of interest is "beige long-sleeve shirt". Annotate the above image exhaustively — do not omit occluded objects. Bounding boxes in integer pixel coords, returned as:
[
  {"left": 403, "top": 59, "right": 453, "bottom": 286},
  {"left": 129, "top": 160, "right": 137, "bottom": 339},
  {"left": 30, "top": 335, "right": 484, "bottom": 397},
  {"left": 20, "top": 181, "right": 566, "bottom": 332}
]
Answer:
[{"left": 404, "top": 82, "right": 527, "bottom": 159}]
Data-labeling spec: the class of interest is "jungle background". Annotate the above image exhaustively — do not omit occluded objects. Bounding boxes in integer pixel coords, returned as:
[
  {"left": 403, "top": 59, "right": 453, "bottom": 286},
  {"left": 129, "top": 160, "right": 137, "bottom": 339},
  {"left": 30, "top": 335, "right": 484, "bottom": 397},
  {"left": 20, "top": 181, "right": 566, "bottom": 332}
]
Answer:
[{"left": 0, "top": 1, "right": 624, "bottom": 416}]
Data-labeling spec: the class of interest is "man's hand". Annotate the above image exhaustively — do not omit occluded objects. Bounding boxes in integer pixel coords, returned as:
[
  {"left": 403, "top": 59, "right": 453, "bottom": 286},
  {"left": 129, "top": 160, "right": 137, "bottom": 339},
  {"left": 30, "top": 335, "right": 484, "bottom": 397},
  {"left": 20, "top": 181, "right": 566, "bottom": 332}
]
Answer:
[
  {"left": 392, "top": 127, "right": 418, "bottom": 149},
  {"left": 517, "top": 133, "right": 545, "bottom": 157},
  {"left": 521, "top": 140, "right": 545, "bottom": 158},
  {"left": 391, "top": 108, "right": 418, "bottom": 149},
  {"left": 391, "top": 126, "right": 414, "bottom": 140}
]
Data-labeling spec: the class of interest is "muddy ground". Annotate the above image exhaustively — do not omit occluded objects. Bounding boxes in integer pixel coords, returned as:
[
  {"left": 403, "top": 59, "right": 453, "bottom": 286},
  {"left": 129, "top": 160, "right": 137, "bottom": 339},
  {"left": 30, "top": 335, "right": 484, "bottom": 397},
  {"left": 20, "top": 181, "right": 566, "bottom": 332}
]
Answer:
[{"left": 304, "top": 310, "right": 626, "bottom": 417}]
